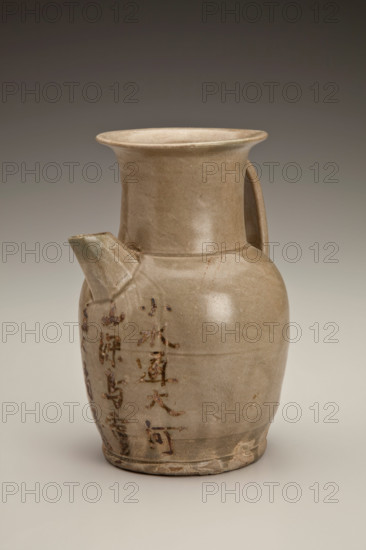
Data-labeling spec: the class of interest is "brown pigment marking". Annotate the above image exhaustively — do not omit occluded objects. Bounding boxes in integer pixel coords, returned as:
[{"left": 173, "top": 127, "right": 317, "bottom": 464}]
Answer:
[
  {"left": 99, "top": 332, "right": 121, "bottom": 368},
  {"left": 101, "top": 303, "right": 125, "bottom": 327},
  {"left": 99, "top": 332, "right": 105, "bottom": 364},
  {"left": 137, "top": 351, "right": 178, "bottom": 386},
  {"left": 160, "top": 328, "right": 180, "bottom": 349},
  {"left": 145, "top": 390, "right": 185, "bottom": 416},
  {"left": 165, "top": 305, "right": 172, "bottom": 312},
  {"left": 81, "top": 308, "right": 88, "bottom": 332},
  {"left": 81, "top": 308, "right": 88, "bottom": 351},
  {"left": 103, "top": 369, "right": 125, "bottom": 409},
  {"left": 137, "top": 325, "right": 180, "bottom": 349},
  {"left": 103, "top": 368, "right": 130, "bottom": 457},
  {"left": 145, "top": 420, "right": 186, "bottom": 456},
  {"left": 106, "top": 413, "right": 130, "bottom": 456},
  {"left": 148, "top": 297, "right": 157, "bottom": 317}
]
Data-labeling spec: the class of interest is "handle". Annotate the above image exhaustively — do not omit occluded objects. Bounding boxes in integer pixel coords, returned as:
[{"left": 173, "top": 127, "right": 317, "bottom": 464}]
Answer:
[{"left": 244, "top": 162, "right": 269, "bottom": 257}]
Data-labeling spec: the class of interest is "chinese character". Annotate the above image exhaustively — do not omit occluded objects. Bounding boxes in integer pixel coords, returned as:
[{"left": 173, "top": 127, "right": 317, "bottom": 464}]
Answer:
[
  {"left": 106, "top": 413, "right": 130, "bottom": 456},
  {"left": 145, "top": 390, "right": 185, "bottom": 417},
  {"left": 103, "top": 369, "right": 124, "bottom": 409},
  {"left": 137, "top": 325, "right": 180, "bottom": 349},
  {"left": 99, "top": 332, "right": 121, "bottom": 368},
  {"left": 136, "top": 351, "right": 178, "bottom": 386},
  {"left": 145, "top": 420, "right": 186, "bottom": 455},
  {"left": 101, "top": 303, "right": 125, "bottom": 326}
]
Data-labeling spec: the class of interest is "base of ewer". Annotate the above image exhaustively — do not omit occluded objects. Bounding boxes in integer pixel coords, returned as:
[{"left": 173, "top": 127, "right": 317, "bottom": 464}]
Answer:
[{"left": 102, "top": 437, "right": 267, "bottom": 476}]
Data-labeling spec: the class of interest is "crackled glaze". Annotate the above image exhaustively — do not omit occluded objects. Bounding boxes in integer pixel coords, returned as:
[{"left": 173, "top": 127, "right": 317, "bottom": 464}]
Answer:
[{"left": 69, "top": 128, "right": 289, "bottom": 475}]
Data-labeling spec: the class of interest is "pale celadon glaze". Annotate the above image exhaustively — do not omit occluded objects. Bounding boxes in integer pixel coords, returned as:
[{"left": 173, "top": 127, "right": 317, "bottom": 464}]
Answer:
[{"left": 69, "top": 128, "right": 289, "bottom": 475}]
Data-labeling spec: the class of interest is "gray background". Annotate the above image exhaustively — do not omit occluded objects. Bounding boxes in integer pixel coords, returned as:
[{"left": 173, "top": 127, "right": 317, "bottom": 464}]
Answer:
[{"left": 1, "top": 1, "right": 365, "bottom": 548}]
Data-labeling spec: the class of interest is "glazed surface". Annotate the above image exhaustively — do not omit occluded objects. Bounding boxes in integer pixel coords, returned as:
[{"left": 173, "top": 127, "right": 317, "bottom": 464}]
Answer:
[{"left": 78, "top": 249, "right": 289, "bottom": 475}]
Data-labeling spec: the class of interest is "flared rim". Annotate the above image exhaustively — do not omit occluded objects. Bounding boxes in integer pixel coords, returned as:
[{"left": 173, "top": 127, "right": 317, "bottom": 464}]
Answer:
[{"left": 96, "top": 127, "right": 268, "bottom": 149}]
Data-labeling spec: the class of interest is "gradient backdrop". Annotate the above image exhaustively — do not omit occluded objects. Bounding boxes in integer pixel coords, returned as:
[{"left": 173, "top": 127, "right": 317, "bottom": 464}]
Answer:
[{"left": 1, "top": 1, "right": 365, "bottom": 548}]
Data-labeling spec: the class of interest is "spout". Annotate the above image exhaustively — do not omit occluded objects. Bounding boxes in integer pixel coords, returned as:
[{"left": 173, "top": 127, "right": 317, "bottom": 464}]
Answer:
[{"left": 68, "top": 232, "right": 139, "bottom": 301}]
